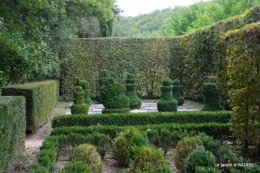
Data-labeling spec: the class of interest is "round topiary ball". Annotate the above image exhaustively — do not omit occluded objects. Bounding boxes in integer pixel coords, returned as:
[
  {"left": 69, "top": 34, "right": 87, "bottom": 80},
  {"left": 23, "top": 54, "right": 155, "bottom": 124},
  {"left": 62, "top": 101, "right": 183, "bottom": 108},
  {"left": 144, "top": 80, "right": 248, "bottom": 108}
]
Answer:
[
  {"left": 129, "top": 145, "right": 172, "bottom": 173},
  {"left": 173, "top": 136, "right": 202, "bottom": 173},
  {"left": 112, "top": 128, "right": 148, "bottom": 166},
  {"left": 70, "top": 144, "right": 103, "bottom": 173},
  {"left": 162, "top": 78, "right": 172, "bottom": 86},
  {"left": 173, "top": 79, "right": 180, "bottom": 85}
]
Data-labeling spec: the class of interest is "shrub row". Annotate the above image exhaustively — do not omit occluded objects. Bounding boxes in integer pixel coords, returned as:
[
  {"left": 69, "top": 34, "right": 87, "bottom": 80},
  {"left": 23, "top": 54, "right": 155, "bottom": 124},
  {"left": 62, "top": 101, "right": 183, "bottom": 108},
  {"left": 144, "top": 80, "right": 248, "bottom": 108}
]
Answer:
[
  {"left": 2, "top": 80, "right": 59, "bottom": 132},
  {"left": 52, "top": 111, "right": 231, "bottom": 128},
  {"left": 0, "top": 96, "right": 26, "bottom": 173},
  {"left": 59, "top": 5, "right": 260, "bottom": 102},
  {"left": 51, "top": 122, "right": 231, "bottom": 140},
  {"left": 31, "top": 132, "right": 110, "bottom": 173}
]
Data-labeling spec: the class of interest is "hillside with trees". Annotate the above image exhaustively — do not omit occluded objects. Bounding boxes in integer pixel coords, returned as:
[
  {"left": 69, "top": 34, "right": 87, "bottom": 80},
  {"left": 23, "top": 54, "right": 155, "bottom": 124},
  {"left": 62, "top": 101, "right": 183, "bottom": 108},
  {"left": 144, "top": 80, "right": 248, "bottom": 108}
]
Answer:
[{"left": 113, "top": 0, "right": 260, "bottom": 37}]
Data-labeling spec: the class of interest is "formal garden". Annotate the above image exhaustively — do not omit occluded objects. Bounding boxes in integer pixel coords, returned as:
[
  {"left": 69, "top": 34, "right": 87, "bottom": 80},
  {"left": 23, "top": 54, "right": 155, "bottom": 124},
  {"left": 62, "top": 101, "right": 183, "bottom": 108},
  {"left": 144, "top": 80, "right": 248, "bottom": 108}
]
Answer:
[{"left": 2, "top": 4, "right": 260, "bottom": 173}]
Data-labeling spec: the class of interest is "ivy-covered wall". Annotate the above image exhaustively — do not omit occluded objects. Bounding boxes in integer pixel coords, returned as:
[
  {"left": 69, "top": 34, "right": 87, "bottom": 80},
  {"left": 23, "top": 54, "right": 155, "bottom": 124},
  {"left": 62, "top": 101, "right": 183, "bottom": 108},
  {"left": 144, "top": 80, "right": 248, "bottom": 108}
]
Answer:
[{"left": 60, "top": 5, "right": 260, "bottom": 102}]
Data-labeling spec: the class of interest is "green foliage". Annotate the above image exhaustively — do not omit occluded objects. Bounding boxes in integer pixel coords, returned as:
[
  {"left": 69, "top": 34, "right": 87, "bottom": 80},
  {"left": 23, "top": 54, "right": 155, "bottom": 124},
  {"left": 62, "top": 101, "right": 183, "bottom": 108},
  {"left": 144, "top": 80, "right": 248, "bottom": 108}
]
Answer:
[
  {"left": 71, "top": 86, "right": 89, "bottom": 114},
  {"left": 125, "top": 73, "right": 142, "bottom": 109},
  {"left": 61, "top": 162, "right": 93, "bottom": 173},
  {"left": 172, "top": 79, "right": 184, "bottom": 106},
  {"left": 0, "top": 96, "right": 26, "bottom": 173},
  {"left": 31, "top": 132, "right": 110, "bottom": 172},
  {"left": 112, "top": 129, "right": 148, "bottom": 166},
  {"left": 76, "top": 77, "right": 91, "bottom": 105},
  {"left": 70, "top": 144, "right": 103, "bottom": 173},
  {"left": 195, "top": 166, "right": 221, "bottom": 173},
  {"left": 52, "top": 111, "right": 232, "bottom": 128},
  {"left": 184, "top": 145, "right": 216, "bottom": 173},
  {"left": 198, "top": 133, "right": 221, "bottom": 156},
  {"left": 129, "top": 145, "right": 172, "bottom": 173},
  {"left": 52, "top": 123, "right": 231, "bottom": 144},
  {"left": 202, "top": 83, "right": 224, "bottom": 111},
  {"left": 60, "top": 38, "right": 171, "bottom": 100},
  {"left": 173, "top": 136, "right": 202, "bottom": 173},
  {"left": 100, "top": 77, "right": 130, "bottom": 114},
  {"left": 157, "top": 78, "right": 178, "bottom": 112},
  {"left": 97, "top": 70, "right": 110, "bottom": 103},
  {"left": 161, "top": 0, "right": 259, "bottom": 36},
  {"left": 113, "top": 8, "right": 173, "bottom": 37},
  {"left": 2, "top": 80, "right": 59, "bottom": 132},
  {"left": 224, "top": 22, "right": 260, "bottom": 151},
  {"left": 0, "top": 0, "right": 115, "bottom": 83}
]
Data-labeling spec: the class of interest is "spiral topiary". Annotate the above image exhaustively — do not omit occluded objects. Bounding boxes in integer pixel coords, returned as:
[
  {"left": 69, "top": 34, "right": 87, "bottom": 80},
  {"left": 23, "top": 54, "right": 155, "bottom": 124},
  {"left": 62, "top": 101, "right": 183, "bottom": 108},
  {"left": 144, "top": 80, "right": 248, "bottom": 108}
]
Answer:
[
  {"left": 71, "top": 86, "right": 89, "bottom": 114},
  {"left": 76, "top": 77, "right": 91, "bottom": 105},
  {"left": 157, "top": 78, "right": 178, "bottom": 112},
  {"left": 96, "top": 70, "right": 110, "bottom": 103},
  {"left": 100, "top": 77, "right": 130, "bottom": 114},
  {"left": 172, "top": 79, "right": 184, "bottom": 106},
  {"left": 125, "top": 73, "right": 141, "bottom": 109},
  {"left": 202, "top": 83, "right": 223, "bottom": 111}
]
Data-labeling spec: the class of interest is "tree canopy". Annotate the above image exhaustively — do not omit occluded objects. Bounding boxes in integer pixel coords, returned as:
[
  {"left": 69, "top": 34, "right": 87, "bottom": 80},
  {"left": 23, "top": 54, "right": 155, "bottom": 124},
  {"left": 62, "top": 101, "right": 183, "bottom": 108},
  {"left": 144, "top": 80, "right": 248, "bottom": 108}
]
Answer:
[{"left": 0, "top": 0, "right": 115, "bottom": 84}]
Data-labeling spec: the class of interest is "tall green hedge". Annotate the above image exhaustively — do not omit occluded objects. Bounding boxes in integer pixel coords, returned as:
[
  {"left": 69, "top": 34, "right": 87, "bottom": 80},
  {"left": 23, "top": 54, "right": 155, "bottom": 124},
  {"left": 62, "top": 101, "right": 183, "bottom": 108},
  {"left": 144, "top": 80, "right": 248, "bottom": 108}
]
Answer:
[
  {"left": 60, "top": 38, "right": 171, "bottom": 101},
  {"left": 59, "top": 5, "right": 260, "bottom": 103},
  {"left": 2, "top": 80, "right": 59, "bottom": 132},
  {"left": 0, "top": 96, "right": 26, "bottom": 173},
  {"left": 224, "top": 22, "right": 260, "bottom": 151}
]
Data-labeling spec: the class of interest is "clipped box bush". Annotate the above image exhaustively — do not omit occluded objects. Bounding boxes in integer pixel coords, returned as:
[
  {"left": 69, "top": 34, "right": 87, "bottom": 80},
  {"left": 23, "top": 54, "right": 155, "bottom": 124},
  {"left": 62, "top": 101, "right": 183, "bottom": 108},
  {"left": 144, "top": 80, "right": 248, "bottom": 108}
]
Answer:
[
  {"left": 0, "top": 96, "right": 26, "bottom": 173},
  {"left": 112, "top": 128, "right": 148, "bottom": 166},
  {"left": 173, "top": 136, "right": 202, "bottom": 173},
  {"left": 129, "top": 145, "right": 172, "bottom": 173},
  {"left": 52, "top": 122, "right": 231, "bottom": 141},
  {"left": 157, "top": 78, "right": 178, "bottom": 112},
  {"left": 100, "top": 77, "right": 130, "bottom": 114},
  {"left": 76, "top": 77, "right": 91, "bottom": 105},
  {"left": 71, "top": 86, "right": 89, "bottom": 114},
  {"left": 96, "top": 70, "right": 110, "bottom": 103},
  {"left": 125, "top": 73, "right": 142, "bottom": 109},
  {"left": 52, "top": 111, "right": 231, "bottom": 128},
  {"left": 70, "top": 144, "right": 103, "bottom": 173},
  {"left": 2, "top": 80, "right": 59, "bottom": 132},
  {"left": 172, "top": 79, "right": 184, "bottom": 106},
  {"left": 202, "top": 83, "right": 223, "bottom": 111}
]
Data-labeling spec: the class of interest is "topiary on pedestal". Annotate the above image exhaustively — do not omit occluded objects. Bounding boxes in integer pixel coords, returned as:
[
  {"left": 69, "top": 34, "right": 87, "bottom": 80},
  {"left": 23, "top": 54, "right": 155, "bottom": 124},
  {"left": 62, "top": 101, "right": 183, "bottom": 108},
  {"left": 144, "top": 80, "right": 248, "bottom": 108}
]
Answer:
[
  {"left": 76, "top": 77, "right": 91, "bottom": 105},
  {"left": 125, "top": 73, "right": 141, "bottom": 109},
  {"left": 100, "top": 77, "right": 130, "bottom": 114},
  {"left": 71, "top": 86, "right": 89, "bottom": 114},
  {"left": 172, "top": 79, "right": 184, "bottom": 106},
  {"left": 96, "top": 70, "right": 110, "bottom": 103},
  {"left": 157, "top": 78, "right": 178, "bottom": 112},
  {"left": 202, "top": 83, "right": 223, "bottom": 111}
]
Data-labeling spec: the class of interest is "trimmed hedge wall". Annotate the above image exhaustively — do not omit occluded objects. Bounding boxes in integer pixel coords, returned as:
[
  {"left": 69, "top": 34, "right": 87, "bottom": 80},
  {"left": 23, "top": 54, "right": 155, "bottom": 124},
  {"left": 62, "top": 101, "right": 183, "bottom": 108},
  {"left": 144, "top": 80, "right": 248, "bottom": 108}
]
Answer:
[
  {"left": 2, "top": 80, "right": 59, "bottom": 132},
  {"left": 0, "top": 96, "right": 26, "bottom": 173},
  {"left": 224, "top": 22, "right": 260, "bottom": 150},
  {"left": 52, "top": 111, "right": 231, "bottom": 128},
  {"left": 51, "top": 123, "right": 231, "bottom": 140},
  {"left": 59, "top": 5, "right": 260, "bottom": 104}
]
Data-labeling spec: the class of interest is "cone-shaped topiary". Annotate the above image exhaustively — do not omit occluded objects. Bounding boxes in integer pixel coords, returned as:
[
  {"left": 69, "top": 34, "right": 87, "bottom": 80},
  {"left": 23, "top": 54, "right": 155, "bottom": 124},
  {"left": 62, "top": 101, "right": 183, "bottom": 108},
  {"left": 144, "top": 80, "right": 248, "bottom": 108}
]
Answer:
[
  {"left": 172, "top": 79, "right": 184, "bottom": 106},
  {"left": 71, "top": 86, "right": 89, "bottom": 114},
  {"left": 76, "top": 77, "right": 91, "bottom": 105},
  {"left": 202, "top": 83, "right": 224, "bottom": 111},
  {"left": 157, "top": 78, "right": 178, "bottom": 112},
  {"left": 96, "top": 70, "right": 110, "bottom": 103},
  {"left": 100, "top": 77, "right": 130, "bottom": 114},
  {"left": 125, "top": 73, "right": 141, "bottom": 109}
]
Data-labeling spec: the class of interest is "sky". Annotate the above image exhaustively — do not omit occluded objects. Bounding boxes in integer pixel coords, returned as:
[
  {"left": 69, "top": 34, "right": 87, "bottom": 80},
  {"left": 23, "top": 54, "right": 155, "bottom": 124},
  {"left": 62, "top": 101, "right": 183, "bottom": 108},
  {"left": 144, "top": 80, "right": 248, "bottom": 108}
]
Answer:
[{"left": 115, "top": 0, "right": 210, "bottom": 17}]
